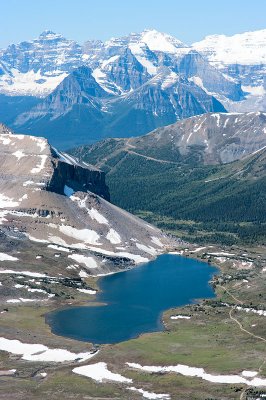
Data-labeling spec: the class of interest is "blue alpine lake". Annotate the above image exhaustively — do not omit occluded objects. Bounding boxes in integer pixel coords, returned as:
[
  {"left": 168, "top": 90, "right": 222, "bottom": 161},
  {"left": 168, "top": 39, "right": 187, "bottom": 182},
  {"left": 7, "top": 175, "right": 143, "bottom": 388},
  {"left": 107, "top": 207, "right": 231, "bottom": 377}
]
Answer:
[{"left": 47, "top": 254, "right": 218, "bottom": 344}]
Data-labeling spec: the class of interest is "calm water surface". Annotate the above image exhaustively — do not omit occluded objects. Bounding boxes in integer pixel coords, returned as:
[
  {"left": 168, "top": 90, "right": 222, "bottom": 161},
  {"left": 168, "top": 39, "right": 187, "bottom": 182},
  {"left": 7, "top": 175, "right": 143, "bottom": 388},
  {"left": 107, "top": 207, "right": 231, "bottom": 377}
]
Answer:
[{"left": 47, "top": 254, "right": 218, "bottom": 344}]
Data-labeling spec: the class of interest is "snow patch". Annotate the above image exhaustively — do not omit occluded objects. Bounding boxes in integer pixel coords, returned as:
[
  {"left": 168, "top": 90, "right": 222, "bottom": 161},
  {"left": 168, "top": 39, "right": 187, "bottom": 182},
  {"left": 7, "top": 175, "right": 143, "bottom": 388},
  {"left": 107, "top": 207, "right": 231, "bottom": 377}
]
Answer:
[
  {"left": 136, "top": 243, "right": 157, "bottom": 256},
  {"left": 0, "top": 269, "right": 47, "bottom": 278},
  {"left": 151, "top": 237, "right": 164, "bottom": 248},
  {"left": 0, "top": 337, "right": 97, "bottom": 363},
  {"left": 68, "top": 254, "right": 98, "bottom": 269},
  {"left": 0, "top": 194, "right": 20, "bottom": 208},
  {"left": 77, "top": 288, "right": 97, "bottom": 295},
  {"left": 0, "top": 253, "right": 18, "bottom": 261},
  {"left": 106, "top": 228, "right": 121, "bottom": 244},
  {"left": 87, "top": 208, "right": 109, "bottom": 225},
  {"left": 12, "top": 150, "right": 26, "bottom": 160},
  {"left": 171, "top": 315, "right": 191, "bottom": 320},
  {"left": 47, "top": 244, "right": 70, "bottom": 252},
  {"left": 73, "top": 362, "right": 132, "bottom": 383},
  {"left": 31, "top": 155, "right": 48, "bottom": 174},
  {"left": 127, "top": 363, "right": 266, "bottom": 387},
  {"left": 128, "top": 387, "right": 170, "bottom": 399},
  {"left": 59, "top": 225, "right": 101, "bottom": 245}
]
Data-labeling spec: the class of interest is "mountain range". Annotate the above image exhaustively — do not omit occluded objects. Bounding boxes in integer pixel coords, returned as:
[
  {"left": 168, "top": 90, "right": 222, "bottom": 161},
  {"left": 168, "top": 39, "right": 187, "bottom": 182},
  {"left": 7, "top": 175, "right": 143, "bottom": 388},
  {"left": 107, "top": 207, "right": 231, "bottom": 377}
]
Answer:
[{"left": 0, "top": 29, "right": 265, "bottom": 148}]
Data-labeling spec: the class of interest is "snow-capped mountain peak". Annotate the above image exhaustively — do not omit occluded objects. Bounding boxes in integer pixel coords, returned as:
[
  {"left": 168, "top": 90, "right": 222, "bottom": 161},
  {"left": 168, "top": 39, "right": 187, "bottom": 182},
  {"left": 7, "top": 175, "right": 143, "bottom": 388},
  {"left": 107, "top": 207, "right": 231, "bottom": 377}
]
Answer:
[
  {"left": 140, "top": 29, "right": 187, "bottom": 52},
  {"left": 38, "top": 30, "right": 64, "bottom": 40},
  {"left": 192, "top": 29, "right": 266, "bottom": 67},
  {"left": 0, "top": 31, "right": 83, "bottom": 96},
  {"left": 0, "top": 28, "right": 265, "bottom": 119}
]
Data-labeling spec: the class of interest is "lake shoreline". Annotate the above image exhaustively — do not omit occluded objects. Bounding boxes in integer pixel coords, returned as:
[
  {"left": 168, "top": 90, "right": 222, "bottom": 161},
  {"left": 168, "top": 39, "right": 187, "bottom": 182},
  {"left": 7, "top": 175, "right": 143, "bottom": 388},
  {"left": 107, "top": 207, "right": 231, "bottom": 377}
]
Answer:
[
  {"left": 1, "top": 242, "right": 265, "bottom": 400},
  {"left": 46, "top": 253, "right": 218, "bottom": 344}
]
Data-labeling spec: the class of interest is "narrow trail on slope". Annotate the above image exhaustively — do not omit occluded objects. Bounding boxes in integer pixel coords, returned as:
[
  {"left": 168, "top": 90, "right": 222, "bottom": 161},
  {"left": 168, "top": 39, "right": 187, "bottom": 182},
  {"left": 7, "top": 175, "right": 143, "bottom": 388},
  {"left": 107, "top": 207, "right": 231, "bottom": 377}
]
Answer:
[
  {"left": 217, "top": 284, "right": 244, "bottom": 305},
  {"left": 229, "top": 308, "right": 266, "bottom": 343},
  {"left": 127, "top": 150, "right": 179, "bottom": 165}
]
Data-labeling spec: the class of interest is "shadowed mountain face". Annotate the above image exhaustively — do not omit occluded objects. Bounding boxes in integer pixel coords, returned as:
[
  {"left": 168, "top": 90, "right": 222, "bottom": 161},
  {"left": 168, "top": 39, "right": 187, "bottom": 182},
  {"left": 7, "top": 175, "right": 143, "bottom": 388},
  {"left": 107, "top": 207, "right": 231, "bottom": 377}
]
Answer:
[
  {"left": 0, "top": 124, "right": 175, "bottom": 277},
  {"left": 12, "top": 66, "right": 226, "bottom": 149}
]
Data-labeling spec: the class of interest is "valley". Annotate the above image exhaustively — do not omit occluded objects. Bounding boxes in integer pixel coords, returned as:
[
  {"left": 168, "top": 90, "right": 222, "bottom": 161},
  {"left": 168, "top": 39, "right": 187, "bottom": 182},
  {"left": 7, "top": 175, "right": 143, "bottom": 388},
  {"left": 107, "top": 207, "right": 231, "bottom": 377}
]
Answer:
[
  {"left": 0, "top": 241, "right": 265, "bottom": 399},
  {"left": 0, "top": 114, "right": 265, "bottom": 399},
  {"left": 71, "top": 112, "right": 266, "bottom": 246},
  {"left": 0, "top": 22, "right": 265, "bottom": 400}
]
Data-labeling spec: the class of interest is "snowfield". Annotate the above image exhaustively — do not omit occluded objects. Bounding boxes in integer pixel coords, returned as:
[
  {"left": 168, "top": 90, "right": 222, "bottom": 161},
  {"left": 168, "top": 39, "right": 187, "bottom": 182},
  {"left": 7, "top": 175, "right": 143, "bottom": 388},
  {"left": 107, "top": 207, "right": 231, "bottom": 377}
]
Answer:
[
  {"left": 0, "top": 253, "right": 18, "bottom": 261},
  {"left": 128, "top": 387, "right": 171, "bottom": 400},
  {"left": 0, "top": 337, "right": 97, "bottom": 363},
  {"left": 193, "top": 29, "right": 266, "bottom": 67},
  {"left": 126, "top": 363, "right": 266, "bottom": 387},
  {"left": 68, "top": 254, "right": 98, "bottom": 268},
  {"left": 73, "top": 362, "right": 132, "bottom": 383}
]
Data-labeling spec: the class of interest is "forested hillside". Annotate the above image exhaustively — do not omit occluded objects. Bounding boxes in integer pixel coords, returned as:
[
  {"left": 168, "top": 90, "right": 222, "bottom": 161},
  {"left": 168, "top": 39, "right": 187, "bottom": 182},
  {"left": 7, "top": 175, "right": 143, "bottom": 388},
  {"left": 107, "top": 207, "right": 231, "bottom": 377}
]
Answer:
[{"left": 72, "top": 143, "right": 266, "bottom": 245}]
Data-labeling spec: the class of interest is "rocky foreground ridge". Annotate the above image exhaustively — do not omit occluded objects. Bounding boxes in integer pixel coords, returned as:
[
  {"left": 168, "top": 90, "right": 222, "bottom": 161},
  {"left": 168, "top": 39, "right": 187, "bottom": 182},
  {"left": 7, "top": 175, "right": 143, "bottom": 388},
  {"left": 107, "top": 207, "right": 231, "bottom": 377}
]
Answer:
[{"left": 0, "top": 125, "right": 175, "bottom": 298}]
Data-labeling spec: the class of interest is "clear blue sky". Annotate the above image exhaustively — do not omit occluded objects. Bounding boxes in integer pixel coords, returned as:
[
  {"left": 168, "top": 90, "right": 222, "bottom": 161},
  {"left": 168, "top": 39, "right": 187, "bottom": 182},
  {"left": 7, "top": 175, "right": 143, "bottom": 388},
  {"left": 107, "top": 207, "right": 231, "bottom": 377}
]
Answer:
[{"left": 1, "top": 0, "right": 265, "bottom": 47}]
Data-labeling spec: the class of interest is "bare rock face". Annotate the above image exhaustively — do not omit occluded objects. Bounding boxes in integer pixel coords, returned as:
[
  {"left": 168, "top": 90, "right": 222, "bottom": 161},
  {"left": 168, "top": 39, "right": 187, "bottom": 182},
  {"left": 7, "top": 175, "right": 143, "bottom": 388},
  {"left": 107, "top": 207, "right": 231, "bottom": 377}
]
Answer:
[{"left": 0, "top": 126, "right": 174, "bottom": 278}]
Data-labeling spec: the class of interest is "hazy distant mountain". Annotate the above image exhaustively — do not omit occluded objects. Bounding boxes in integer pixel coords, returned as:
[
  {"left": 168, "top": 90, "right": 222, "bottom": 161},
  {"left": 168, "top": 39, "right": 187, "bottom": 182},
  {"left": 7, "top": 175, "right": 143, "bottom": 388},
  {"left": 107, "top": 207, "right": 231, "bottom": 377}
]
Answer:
[
  {"left": 13, "top": 65, "right": 226, "bottom": 149},
  {"left": 0, "top": 31, "right": 83, "bottom": 96},
  {"left": 0, "top": 29, "right": 265, "bottom": 148},
  {"left": 192, "top": 29, "right": 266, "bottom": 112}
]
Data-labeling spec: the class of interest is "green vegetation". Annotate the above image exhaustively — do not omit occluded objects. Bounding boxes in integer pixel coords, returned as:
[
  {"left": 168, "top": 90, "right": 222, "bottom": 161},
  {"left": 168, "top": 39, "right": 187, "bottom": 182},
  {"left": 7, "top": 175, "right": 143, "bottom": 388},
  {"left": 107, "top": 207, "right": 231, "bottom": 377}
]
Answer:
[{"left": 72, "top": 144, "right": 266, "bottom": 245}]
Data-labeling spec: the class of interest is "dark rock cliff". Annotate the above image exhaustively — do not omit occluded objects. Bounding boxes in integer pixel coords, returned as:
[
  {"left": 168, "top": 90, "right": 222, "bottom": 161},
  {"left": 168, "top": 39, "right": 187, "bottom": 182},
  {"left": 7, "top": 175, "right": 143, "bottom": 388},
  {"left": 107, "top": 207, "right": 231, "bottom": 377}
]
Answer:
[{"left": 49, "top": 157, "right": 110, "bottom": 201}]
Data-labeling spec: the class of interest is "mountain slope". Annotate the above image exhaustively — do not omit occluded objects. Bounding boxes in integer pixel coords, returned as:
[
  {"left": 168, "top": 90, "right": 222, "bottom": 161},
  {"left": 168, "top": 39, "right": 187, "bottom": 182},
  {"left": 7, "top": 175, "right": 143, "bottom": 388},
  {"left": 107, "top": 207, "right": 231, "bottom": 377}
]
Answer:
[
  {"left": 71, "top": 113, "right": 266, "bottom": 244},
  {"left": 72, "top": 112, "right": 266, "bottom": 165},
  {"left": 0, "top": 124, "right": 174, "bottom": 282}
]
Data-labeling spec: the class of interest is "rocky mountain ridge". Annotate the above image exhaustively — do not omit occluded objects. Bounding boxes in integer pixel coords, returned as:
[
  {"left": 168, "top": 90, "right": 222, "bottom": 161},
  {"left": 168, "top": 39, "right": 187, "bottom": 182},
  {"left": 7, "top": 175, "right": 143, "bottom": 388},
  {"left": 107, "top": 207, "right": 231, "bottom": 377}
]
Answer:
[
  {"left": 72, "top": 112, "right": 266, "bottom": 166},
  {"left": 13, "top": 65, "right": 227, "bottom": 149},
  {"left": 1, "top": 28, "right": 263, "bottom": 102},
  {"left": 0, "top": 28, "right": 265, "bottom": 148},
  {"left": 0, "top": 124, "right": 174, "bottom": 281}
]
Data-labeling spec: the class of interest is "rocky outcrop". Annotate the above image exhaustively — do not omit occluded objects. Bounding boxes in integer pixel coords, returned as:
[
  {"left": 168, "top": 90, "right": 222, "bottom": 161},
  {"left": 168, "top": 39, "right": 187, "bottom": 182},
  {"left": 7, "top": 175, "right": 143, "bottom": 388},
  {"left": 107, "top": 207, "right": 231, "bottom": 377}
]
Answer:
[{"left": 49, "top": 150, "right": 110, "bottom": 200}]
